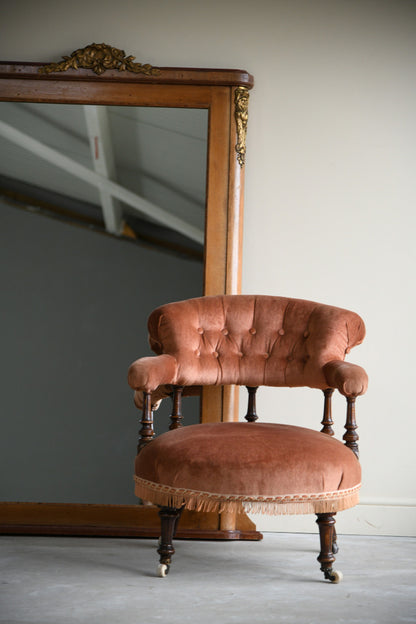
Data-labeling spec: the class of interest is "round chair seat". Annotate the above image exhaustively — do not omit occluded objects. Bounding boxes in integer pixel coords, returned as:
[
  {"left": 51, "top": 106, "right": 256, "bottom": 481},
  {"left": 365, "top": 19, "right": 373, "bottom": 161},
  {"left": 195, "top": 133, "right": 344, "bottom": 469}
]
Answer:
[{"left": 134, "top": 422, "right": 361, "bottom": 515}]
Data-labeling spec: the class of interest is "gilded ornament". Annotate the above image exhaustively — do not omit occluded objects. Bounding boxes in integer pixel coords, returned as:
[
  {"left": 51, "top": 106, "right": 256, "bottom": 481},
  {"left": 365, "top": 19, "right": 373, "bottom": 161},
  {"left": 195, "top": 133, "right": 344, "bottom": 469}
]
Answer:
[
  {"left": 234, "top": 86, "right": 249, "bottom": 167},
  {"left": 39, "top": 43, "right": 161, "bottom": 76}
]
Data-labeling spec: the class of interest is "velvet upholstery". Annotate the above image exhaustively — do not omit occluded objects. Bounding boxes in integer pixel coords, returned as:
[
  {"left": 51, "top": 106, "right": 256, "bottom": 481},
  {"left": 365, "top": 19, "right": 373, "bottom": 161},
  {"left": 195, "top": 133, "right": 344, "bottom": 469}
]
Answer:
[
  {"left": 128, "top": 295, "right": 367, "bottom": 398},
  {"left": 134, "top": 422, "right": 361, "bottom": 515}
]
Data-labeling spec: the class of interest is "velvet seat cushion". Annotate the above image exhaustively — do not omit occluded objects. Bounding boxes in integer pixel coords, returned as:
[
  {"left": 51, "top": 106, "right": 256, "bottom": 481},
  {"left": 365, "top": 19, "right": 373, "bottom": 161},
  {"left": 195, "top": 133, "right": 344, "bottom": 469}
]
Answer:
[{"left": 134, "top": 422, "right": 361, "bottom": 515}]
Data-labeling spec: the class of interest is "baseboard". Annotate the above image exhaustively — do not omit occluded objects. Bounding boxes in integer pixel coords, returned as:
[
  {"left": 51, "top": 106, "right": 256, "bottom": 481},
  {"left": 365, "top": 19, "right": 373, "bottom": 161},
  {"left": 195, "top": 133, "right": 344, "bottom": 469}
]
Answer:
[{"left": 250, "top": 502, "right": 416, "bottom": 537}]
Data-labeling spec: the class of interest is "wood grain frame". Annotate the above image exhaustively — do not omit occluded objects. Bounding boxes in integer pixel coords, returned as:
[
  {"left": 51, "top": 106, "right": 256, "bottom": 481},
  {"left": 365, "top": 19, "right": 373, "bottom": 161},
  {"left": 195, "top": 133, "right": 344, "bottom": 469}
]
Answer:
[{"left": 0, "top": 59, "right": 257, "bottom": 538}]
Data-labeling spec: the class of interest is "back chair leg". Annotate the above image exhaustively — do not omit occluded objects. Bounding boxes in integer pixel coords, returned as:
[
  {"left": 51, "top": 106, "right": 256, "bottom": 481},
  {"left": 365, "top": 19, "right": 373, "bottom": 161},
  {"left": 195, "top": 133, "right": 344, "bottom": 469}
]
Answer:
[
  {"left": 157, "top": 506, "right": 184, "bottom": 577},
  {"left": 316, "top": 513, "right": 343, "bottom": 583}
]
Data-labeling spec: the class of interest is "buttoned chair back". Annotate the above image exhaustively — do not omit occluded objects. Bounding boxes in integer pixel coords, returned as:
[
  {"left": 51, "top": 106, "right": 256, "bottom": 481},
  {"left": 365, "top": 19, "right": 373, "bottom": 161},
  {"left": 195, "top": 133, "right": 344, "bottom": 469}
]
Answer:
[{"left": 145, "top": 294, "right": 366, "bottom": 390}]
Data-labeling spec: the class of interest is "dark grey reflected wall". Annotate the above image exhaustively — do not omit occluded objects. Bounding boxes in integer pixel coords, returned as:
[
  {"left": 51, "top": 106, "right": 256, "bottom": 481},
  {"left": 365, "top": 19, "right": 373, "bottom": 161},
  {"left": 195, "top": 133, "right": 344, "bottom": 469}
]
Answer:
[{"left": 0, "top": 202, "right": 202, "bottom": 504}]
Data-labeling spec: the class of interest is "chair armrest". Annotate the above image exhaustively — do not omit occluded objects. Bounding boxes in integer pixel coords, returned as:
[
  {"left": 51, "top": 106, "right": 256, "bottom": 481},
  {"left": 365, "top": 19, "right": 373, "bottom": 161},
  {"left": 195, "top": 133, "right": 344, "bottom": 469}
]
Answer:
[
  {"left": 134, "top": 385, "right": 202, "bottom": 411},
  {"left": 323, "top": 360, "right": 368, "bottom": 397},
  {"left": 128, "top": 354, "right": 178, "bottom": 393}
]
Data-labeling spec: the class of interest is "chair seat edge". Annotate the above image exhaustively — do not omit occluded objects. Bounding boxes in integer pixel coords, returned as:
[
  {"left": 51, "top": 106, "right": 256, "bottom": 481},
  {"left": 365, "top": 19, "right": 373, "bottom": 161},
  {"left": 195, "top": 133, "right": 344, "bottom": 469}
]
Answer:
[{"left": 134, "top": 475, "right": 361, "bottom": 515}]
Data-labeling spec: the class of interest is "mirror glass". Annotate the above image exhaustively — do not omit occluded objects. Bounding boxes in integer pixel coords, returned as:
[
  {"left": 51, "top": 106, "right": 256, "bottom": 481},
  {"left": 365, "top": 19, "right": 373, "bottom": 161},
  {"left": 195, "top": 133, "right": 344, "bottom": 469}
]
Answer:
[{"left": 0, "top": 102, "right": 207, "bottom": 504}]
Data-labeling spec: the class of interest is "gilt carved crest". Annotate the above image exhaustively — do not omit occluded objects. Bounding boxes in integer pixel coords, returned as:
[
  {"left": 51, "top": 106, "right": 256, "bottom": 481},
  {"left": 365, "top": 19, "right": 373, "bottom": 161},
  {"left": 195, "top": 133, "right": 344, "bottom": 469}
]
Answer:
[{"left": 39, "top": 43, "right": 161, "bottom": 76}]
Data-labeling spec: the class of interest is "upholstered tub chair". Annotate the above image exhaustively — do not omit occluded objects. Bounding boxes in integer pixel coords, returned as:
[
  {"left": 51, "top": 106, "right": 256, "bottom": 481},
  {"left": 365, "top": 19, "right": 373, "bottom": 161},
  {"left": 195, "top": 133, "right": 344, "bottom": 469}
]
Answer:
[{"left": 128, "top": 295, "right": 368, "bottom": 582}]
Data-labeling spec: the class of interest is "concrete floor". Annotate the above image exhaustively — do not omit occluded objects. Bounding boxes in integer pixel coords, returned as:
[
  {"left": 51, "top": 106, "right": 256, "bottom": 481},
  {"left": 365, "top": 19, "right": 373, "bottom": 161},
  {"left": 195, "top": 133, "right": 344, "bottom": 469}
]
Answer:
[{"left": 0, "top": 533, "right": 415, "bottom": 624}]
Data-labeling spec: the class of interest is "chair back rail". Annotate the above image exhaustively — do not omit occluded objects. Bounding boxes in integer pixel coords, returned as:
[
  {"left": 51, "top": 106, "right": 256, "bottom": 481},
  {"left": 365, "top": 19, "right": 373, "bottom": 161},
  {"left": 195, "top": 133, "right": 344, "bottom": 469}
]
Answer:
[{"left": 145, "top": 295, "right": 366, "bottom": 390}]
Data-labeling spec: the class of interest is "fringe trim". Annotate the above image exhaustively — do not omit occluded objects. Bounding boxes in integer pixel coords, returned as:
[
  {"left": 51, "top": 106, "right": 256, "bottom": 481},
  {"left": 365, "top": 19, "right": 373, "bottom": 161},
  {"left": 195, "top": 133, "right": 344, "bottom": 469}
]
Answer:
[{"left": 134, "top": 476, "right": 361, "bottom": 516}]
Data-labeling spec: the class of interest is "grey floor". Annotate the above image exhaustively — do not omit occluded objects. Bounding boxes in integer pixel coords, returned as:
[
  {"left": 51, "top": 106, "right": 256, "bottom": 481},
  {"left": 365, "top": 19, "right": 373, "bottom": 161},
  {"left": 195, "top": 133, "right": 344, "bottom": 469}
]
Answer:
[{"left": 1, "top": 533, "right": 415, "bottom": 624}]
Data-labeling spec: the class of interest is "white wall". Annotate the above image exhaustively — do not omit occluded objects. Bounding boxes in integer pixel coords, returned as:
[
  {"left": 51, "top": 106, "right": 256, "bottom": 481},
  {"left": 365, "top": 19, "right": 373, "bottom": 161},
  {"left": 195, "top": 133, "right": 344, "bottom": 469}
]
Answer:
[{"left": 1, "top": 0, "right": 415, "bottom": 535}]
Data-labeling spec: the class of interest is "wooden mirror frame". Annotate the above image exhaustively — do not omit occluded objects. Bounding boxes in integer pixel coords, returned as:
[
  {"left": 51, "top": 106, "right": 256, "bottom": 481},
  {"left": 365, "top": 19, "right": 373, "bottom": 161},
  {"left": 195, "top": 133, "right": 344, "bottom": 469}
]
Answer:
[{"left": 0, "top": 46, "right": 259, "bottom": 540}]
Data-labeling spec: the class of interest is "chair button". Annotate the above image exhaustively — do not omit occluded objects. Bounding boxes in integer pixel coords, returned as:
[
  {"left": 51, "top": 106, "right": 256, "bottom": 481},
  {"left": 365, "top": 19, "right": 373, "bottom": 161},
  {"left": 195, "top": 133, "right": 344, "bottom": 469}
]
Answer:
[
  {"left": 222, "top": 328, "right": 229, "bottom": 335},
  {"left": 195, "top": 350, "right": 201, "bottom": 357},
  {"left": 303, "top": 330, "right": 309, "bottom": 338},
  {"left": 213, "top": 351, "right": 219, "bottom": 358},
  {"left": 249, "top": 328, "right": 256, "bottom": 335},
  {"left": 197, "top": 327, "right": 204, "bottom": 334},
  {"left": 264, "top": 352, "right": 270, "bottom": 359},
  {"left": 278, "top": 329, "right": 285, "bottom": 336},
  {"left": 237, "top": 351, "right": 243, "bottom": 357}
]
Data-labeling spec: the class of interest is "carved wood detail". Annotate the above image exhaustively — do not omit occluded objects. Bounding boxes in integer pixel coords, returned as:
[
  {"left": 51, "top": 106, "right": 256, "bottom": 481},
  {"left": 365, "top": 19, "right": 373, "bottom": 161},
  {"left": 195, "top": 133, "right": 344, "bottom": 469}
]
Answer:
[
  {"left": 321, "top": 388, "right": 335, "bottom": 436},
  {"left": 343, "top": 396, "right": 359, "bottom": 459},
  {"left": 137, "top": 391, "right": 155, "bottom": 452},
  {"left": 169, "top": 386, "right": 184, "bottom": 430}
]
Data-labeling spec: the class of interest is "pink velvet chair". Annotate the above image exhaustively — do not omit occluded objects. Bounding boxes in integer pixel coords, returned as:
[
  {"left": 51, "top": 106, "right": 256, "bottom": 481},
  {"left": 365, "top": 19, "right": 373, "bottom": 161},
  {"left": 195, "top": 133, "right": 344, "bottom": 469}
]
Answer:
[{"left": 128, "top": 295, "right": 368, "bottom": 581}]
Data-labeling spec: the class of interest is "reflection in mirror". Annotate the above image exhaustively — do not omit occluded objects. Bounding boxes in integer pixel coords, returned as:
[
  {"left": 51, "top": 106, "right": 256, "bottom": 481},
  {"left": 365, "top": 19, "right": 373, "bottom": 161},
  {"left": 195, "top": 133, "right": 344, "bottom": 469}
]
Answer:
[
  {"left": 0, "top": 102, "right": 208, "bottom": 504},
  {"left": 0, "top": 102, "right": 208, "bottom": 257}
]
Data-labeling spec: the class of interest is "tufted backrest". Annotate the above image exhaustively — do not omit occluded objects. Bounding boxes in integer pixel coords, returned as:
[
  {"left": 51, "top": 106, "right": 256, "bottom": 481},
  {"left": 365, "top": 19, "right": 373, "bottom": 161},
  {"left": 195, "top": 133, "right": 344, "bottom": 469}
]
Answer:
[{"left": 146, "top": 295, "right": 365, "bottom": 390}]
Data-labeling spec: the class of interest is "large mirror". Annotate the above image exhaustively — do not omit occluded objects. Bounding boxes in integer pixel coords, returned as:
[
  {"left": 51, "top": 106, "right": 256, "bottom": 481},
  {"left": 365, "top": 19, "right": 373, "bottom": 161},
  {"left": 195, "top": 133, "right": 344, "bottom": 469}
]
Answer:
[{"left": 0, "top": 45, "right": 255, "bottom": 538}]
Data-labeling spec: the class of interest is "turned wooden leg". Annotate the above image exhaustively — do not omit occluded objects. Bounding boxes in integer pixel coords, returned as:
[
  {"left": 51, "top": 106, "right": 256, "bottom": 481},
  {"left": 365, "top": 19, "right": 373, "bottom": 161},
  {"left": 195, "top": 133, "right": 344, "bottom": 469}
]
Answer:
[
  {"left": 316, "top": 513, "right": 342, "bottom": 582},
  {"left": 157, "top": 506, "right": 183, "bottom": 576},
  {"left": 332, "top": 522, "right": 339, "bottom": 554},
  {"left": 173, "top": 506, "right": 184, "bottom": 538}
]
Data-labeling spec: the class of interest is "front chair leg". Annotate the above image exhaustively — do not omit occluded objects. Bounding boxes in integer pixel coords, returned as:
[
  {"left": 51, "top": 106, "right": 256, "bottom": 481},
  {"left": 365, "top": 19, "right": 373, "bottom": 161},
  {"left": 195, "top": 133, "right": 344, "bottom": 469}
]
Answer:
[
  {"left": 157, "top": 506, "right": 183, "bottom": 577},
  {"left": 332, "top": 522, "right": 339, "bottom": 554},
  {"left": 173, "top": 505, "right": 184, "bottom": 538},
  {"left": 316, "top": 513, "right": 343, "bottom": 583}
]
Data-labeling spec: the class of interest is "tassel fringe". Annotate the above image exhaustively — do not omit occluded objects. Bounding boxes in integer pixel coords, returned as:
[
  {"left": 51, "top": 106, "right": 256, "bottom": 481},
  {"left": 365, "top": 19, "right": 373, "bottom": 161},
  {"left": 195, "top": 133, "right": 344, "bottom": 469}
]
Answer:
[{"left": 134, "top": 476, "right": 360, "bottom": 515}]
